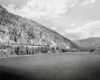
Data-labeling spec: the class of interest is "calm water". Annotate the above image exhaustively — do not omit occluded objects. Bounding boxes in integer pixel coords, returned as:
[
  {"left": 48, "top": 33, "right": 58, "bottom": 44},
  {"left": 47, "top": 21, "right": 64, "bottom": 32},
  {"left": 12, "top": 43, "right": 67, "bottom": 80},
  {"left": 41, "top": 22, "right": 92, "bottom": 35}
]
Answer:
[{"left": 0, "top": 52, "right": 100, "bottom": 80}]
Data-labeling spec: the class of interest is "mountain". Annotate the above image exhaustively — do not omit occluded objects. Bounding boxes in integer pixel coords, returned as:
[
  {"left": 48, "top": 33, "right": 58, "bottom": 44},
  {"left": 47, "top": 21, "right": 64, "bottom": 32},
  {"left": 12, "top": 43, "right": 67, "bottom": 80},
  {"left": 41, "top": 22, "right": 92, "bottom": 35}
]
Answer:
[
  {"left": 0, "top": 5, "right": 78, "bottom": 51},
  {"left": 74, "top": 37, "right": 100, "bottom": 48}
]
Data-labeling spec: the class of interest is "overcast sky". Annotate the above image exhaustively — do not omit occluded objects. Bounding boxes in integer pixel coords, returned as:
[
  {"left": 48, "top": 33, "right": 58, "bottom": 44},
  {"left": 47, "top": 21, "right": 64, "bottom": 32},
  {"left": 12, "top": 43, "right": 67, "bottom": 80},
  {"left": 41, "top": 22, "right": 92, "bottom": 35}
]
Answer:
[{"left": 0, "top": 0, "right": 100, "bottom": 40}]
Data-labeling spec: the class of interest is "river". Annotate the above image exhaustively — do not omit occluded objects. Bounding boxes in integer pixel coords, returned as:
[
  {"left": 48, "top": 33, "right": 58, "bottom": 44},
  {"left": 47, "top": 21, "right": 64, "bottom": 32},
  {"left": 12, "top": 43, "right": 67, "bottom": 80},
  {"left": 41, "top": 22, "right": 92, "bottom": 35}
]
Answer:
[{"left": 0, "top": 52, "right": 100, "bottom": 80}]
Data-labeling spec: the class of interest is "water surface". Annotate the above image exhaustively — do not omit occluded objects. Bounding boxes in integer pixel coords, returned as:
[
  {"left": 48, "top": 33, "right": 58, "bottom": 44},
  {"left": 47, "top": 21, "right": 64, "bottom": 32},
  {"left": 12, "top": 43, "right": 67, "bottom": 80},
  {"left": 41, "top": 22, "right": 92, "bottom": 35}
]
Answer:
[{"left": 0, "top": 52, "right": 100, "bottom": 80}]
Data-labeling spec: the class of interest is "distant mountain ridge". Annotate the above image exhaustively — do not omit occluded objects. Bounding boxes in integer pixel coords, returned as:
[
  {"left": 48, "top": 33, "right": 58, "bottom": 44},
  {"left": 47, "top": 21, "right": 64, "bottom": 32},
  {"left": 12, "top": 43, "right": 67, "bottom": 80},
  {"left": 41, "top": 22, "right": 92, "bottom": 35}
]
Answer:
[
  {"left": 0, "top": 5, "right": 78, "bottom": 50},
  {"left": 74, "top": 37, "right": 100, "bottom": 48}
]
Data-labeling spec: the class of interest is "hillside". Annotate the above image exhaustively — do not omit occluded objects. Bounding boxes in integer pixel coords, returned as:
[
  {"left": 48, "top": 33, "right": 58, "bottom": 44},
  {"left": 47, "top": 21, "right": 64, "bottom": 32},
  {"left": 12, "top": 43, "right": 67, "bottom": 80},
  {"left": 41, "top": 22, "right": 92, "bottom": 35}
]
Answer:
[
  {"left": 74, "top": 37, "right": 100, "bottom": 48},
  {"left": 0, "top": 5, "right": 78, "bottom": 56}
]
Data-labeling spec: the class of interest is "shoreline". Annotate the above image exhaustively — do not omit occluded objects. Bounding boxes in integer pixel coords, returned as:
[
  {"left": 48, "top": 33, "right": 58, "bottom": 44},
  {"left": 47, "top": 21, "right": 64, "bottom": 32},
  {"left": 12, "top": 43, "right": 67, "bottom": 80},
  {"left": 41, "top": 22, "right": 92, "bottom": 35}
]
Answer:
[{"left": 0, "top": 52, "right": 91, "bottom": 59}]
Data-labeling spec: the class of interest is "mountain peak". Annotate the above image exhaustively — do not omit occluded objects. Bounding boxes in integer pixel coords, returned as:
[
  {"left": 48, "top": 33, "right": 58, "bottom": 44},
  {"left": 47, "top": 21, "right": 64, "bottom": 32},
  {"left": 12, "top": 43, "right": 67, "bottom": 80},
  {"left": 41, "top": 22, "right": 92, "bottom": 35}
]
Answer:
[{"left": 0, "top": 5, "right": 5, "bottom": 12}]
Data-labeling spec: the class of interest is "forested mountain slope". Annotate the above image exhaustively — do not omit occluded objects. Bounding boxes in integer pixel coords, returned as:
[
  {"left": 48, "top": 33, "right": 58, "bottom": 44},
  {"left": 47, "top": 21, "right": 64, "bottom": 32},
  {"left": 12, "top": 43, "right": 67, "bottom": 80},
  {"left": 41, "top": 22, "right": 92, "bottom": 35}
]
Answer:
[{"left": 0, "top": 5, "right": 78, "bottom": 50}]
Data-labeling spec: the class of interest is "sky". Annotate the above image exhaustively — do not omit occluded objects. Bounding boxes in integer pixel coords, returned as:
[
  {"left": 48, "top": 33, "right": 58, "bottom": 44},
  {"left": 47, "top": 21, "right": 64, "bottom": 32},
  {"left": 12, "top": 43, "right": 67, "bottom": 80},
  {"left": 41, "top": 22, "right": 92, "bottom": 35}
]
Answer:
[{"left": 0, "top": 0, "right": 100, "bottom": 40}]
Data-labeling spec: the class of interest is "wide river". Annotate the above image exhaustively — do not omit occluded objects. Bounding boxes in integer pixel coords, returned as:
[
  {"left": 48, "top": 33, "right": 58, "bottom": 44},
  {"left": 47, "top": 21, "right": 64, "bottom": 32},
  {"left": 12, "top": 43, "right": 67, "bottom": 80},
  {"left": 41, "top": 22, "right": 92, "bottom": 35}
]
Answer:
[{"left": 0, "top": 52, "right": 100, "bottom": 80}]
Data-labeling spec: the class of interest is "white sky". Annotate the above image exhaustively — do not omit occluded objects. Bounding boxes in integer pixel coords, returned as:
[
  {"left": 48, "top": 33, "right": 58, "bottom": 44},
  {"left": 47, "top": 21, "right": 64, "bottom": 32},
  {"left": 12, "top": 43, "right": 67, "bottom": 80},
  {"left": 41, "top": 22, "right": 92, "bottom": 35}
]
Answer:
[{"left": 0, "top": 0, "right": 100, "bottom": 40}]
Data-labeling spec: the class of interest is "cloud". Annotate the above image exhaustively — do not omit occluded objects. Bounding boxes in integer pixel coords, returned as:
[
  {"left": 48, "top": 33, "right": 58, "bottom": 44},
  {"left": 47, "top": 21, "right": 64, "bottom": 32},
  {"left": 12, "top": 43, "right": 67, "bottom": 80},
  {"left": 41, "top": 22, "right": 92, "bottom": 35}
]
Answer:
[
  {"left": 71, "top": 23, "right": 75, "bottom": 26},
  {"left": 51, "top": 26, "right": 58, "bottom": 31},
  {"left": 88, "top": 5, "right": 94, "bottom": 8},
  {"left": 62, "top": 20, "right": 100, "bottom": 40},
  {"left": 69, "top": 0, "right": 78, "bottom": 7},
  {"left": 4, "top": 4, "right": 23, "bottom": 15},
  {"left": 4, "top": 0, "right": 98, "bottom": 19},
  {"left": 69, "top": 4, "right": 76, "bottom": 7},
  {"left": 81, "top": 0, "right": 97, "bottom": 5},
  {"left": 5, "top": 0, "right": 78, "bottom": 19}
]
